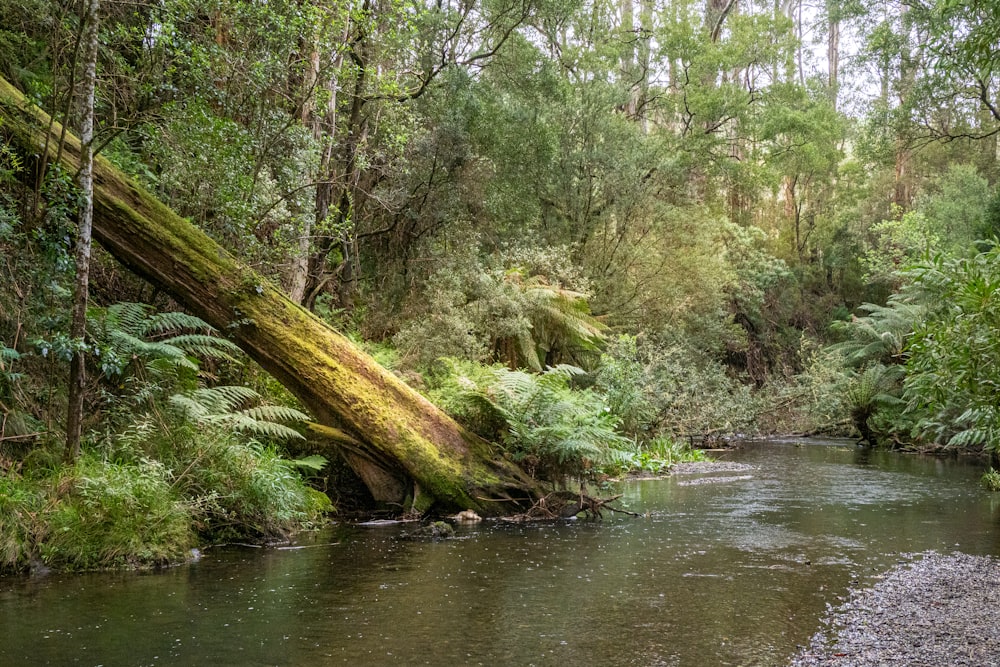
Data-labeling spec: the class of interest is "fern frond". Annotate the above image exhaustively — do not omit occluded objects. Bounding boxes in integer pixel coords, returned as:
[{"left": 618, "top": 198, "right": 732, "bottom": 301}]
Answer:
[
  {"left": 514, "top": 330, "right": 543, "bottom": 372},
  {"left": 0, "top": 344, "right": 20, "bottom": 363},
  {"left": 170, "top": 385, "right": 309, "bottom": 441},
  {"left": 142, "top": 311, "right": 217, "bottom": 337},
  {"left": 289, "top": 455, "right": 328, "bottom": 472},
  {"left": 205, "top": 413, "right": 306, "bottom": 441},
  {"left": 525, "top": 281, "right": 607, "bottom": 353},
  {"left": 114, "top": 334, "right": 198, "bottom": 367},
  {"left": 546, "top": 364, "right": 587, "bottom": 379},
  {"left": 190, "top": 385, "right": 260, "bottom": 412},
  {"left": 104, "top": 302, "right": 152, "bottom": 336},
  {"left": 829, "top": 298, "right": 924, "bottom": 368},
  {"left": 241, "top": 405, "right": 311, "bottom": 424},
  {"left": 161, "top": 334, "right": 240, "bottom": 360},
  {"left": 168, "top": 392, "right": 211, "bottom": 420}
]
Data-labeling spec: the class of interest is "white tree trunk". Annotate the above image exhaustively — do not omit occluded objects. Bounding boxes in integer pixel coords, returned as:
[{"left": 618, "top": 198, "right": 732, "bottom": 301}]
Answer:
[{"left": 65, "top": 0, "right": 99, "bottom": 462}]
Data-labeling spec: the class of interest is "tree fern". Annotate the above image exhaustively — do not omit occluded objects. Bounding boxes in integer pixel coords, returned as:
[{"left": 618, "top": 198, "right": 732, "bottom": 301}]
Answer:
[
  {"left": 829, "top": 297, "right": 923, "bottom": 368},
  {"left": 843, "top": 363, "right": 905, "bottom": 445},
  {"left": 458, "top": 364, "right": 629, "bottom": 482},
  {"left": 517, "top": 276, "right": 607, "bottom": 371}
]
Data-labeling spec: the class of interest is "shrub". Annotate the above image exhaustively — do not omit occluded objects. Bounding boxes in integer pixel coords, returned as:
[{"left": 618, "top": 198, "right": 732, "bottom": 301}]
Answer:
[
  {"left": 982, "top": 468, "right": 1000, "bottom": 492},
  {"left": 41, "top": 454, "right": 194, "bottom": 570},
  {"left": 394, "top": 249, "right": 605, "bottom": 371},
  {"left": 108, "top": 418, "right": 330, "bottom": 542},
  {"left": 0, "top": 473, "right": 44, "bottom": 571},
  {"left": 434, "top": 362, "right": 631, "bottom": 483},
  {"left": 422, "top": 357, "right": 509, "bottom": 440},
  {"left": 606, "top": 436, "right": 709, "bottom": 476},
  {"left": 170, "top": 431, "right": 331, "bottom": 540},
  {"left": 593, "top": 335, "right": 657, "bottom": 436},
  {"left": 901, "top": 249, "right": 1000, "bottom": 451},
  {"left": 596, "top": 334, "right": 757, "bottom": 440}
]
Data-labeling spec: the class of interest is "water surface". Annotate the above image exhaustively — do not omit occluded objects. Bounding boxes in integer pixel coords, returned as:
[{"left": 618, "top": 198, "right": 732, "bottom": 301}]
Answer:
[{"left": 2, "top": 440, "right": 998, "bottom": 666}]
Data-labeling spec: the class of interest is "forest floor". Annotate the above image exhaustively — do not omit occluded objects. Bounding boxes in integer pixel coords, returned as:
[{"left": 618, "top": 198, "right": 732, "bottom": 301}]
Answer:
[{"left": 789, "top": 552, "right": 1000, "bottom": 666}]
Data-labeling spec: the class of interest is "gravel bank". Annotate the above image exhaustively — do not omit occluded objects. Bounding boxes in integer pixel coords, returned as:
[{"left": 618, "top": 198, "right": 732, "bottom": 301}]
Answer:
[{"left": 790, "top": 552, "right": 1000, "bottom": 667}]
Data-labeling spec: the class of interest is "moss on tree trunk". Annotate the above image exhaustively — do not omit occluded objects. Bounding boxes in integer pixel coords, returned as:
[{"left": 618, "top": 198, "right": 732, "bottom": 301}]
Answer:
[{"left": 0, "top": 75, "right": 540, "bottom": 515}]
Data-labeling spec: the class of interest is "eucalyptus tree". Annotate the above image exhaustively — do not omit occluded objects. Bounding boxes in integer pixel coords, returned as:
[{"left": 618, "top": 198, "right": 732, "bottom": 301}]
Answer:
[{"left": 65, "top": 0, "right": 100, "bottom": 462}]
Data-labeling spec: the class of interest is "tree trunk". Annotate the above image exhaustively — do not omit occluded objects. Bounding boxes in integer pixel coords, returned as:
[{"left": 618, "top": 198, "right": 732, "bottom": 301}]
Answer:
[
  {"left": 0, "top": 74, "right": 541, "bottom": 515},
  {"left": 65, "top": 0, "right": 100, "bottom": 463},
  {"left": 827, "top": 0, "right": 840, "bottom": 107}
]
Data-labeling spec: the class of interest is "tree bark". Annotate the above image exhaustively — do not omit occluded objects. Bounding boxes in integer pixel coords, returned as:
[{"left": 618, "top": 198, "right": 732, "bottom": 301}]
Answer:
[
  {"left": 65, "top": 0, "right": 100, "bottom": 463},
  {"left": 0, "top": 74, "right": 541, "bottom": 515},
  {"left": 827, "top": 0, "right": 840, "bottom": 107}
]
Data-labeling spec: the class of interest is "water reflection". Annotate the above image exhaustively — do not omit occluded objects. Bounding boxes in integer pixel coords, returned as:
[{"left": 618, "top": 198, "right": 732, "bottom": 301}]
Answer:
[{"left": 1, "top": 441, "right": 997, "bottom": 666}]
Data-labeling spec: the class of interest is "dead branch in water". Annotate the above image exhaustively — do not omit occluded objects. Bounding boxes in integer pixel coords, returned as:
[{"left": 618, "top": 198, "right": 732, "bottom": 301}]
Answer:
[{"left": 501, "top": 489, "right": 640, "bottom": 522}]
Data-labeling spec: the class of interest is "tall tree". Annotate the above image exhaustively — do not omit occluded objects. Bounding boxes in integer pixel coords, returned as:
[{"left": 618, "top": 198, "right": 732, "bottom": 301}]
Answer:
[
  {"left": 64, "top": 0, "right": 99, "bottom": 462},
  {"left": 826, "top": 0, "right": 841, "bottom": 105}
]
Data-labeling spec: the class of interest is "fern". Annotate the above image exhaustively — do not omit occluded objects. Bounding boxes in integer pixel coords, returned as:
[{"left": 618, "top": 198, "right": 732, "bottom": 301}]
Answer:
[
  {"left": 141, "top": 311, "right": 220, "bottom": 337},
  {"left": 0, "top": 343, "right": 21, "bottom": 387},
  {"left": 829, "top": 297, "right": 923, "bottom": 368},
  {"left": 457, "top": 364, "right": 630, "bottom": 482},
  {"left": 0, "top": 344, "right": 19, "bottom": 363},
  {"left": 91, "top": 302, "right": 240, "bottom": 383},
  {"left": 155, "top": 334, "right": 240, "bottom": 359},
  {"left": 169, "top": 385, "right": 309, "bottom": 441},
  {"left": 518, "top": 277, "right": 607, "bottom": 370},
  {"left": 289, "top": 454, "right": 328, "bottom": 472}
]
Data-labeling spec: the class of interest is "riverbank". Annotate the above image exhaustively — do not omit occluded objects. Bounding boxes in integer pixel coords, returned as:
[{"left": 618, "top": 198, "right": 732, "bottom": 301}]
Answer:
[{"left": 789, "top": 552, "right": 1000, "bottom": 666}]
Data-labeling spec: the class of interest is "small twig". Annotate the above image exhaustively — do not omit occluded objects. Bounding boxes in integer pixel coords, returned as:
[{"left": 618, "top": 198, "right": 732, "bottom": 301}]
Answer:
[{"left": 0, "top": 432, "right": 47, "bottom": 442}]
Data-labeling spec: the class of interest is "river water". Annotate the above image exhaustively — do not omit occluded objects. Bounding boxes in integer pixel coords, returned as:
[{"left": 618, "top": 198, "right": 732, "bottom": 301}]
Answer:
[{"left": 2, "top": 440, "right": 998, "bottom": 666}]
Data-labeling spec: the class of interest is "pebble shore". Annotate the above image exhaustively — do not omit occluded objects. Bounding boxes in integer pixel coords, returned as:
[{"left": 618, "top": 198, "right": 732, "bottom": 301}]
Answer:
[{"left": 789, "top": 552, "right": 1000, "bottom": 666}]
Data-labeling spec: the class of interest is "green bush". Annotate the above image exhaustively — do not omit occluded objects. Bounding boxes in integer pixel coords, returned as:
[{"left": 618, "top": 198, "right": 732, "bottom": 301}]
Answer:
[
  {"left": 900, "top": 248, "right": 1000, "bottom": 451},
  {"left": 0, "top": 414, "right": 331, "bottom": 573},
  {"left": 0, "top": 473, "right": 44, "bottom": 571},
  {"left": 394, "top": 248, "right": 605, "bottom": 371},
  {"left": 593, "top": 336, "right": 657, "bottom": 436},
  {"left": 982, "top": 468, "right": 1000, "bottom": 492},
  {"left": 430, "top": 361, "right": 631, "bottom": 483},
  {"left": 596, "top": 334, "right": 757, "bottom": 440},
  {"left": 108, "top": 418, "right": 330, "bottom": 542},
  {"left": 423, "top": 357, "right": 510, "bottom": 440},
  {"left": 170, "top": 431, "right": 330, "bottom": 540},
  {"left": 606, "top": 436, "right": 709, "bottom": 476},
  {"left": 41, "top": 454, "right": 194, "bottom": 571}
]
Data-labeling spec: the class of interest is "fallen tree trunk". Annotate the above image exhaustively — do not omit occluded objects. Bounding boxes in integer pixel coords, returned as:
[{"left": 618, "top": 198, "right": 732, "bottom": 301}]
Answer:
[{"left": 0, "top": 75, "right": 541, "bottom": 515}]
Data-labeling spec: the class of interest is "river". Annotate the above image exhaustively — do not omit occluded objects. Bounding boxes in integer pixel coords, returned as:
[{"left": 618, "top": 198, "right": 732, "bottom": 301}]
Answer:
[{"left": 2, "top": 440, "right": 998, "bottom": 666}]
